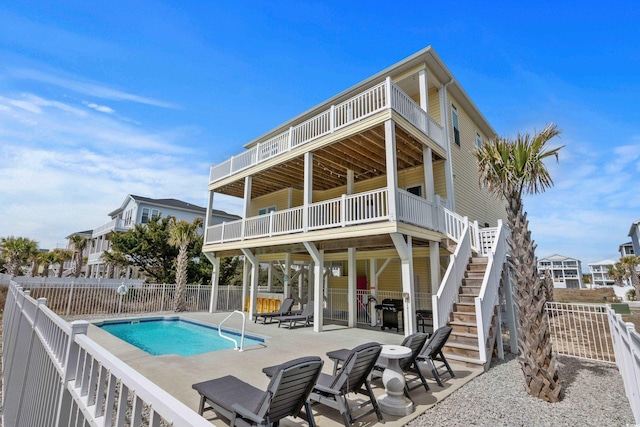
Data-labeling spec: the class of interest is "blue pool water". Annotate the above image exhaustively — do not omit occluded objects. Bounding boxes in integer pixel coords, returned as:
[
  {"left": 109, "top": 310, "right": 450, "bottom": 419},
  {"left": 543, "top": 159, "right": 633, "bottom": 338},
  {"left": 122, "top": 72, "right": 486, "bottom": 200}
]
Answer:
[{"left": 98, "top": 318, "right": 264, "bottom": 356}]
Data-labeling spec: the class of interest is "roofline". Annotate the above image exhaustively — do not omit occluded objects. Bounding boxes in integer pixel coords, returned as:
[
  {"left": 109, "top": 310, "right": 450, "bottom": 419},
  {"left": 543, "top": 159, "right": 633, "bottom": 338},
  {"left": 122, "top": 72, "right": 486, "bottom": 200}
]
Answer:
[
  {"left": 108, "top": 194, "right": 206, "bottom": 217},
  {"left": 244, "top": 46, "right": 497, "bottom": 149},
  {"left": 628, "top": 219, "right": 640, "bottom": 237}
]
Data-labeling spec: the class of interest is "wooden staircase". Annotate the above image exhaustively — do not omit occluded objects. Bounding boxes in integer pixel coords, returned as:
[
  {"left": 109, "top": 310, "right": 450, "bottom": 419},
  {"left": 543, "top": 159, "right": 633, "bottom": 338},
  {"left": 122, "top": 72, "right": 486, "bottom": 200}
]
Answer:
[{"left": 444, "top": 256, "right": 499, "bottom": 369}]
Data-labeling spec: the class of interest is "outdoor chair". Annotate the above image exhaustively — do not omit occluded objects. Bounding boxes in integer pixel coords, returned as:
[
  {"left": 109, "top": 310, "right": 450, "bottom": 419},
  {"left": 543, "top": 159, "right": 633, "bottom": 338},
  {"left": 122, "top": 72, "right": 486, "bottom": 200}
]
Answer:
[
  {"left": 192, "top": 356, "right": 323, "bottom": 426},
  {"left": 416, "top": 325, "right": 455, "bottom": 387},
  {"left": 253, "top": 298, "right": 295, "bottom": 324},
  {"left": 309, "top": 342, "right": 383, "bottom": 426},
  {"left": 327, "top": 332, "right": 430, "bottom": 399},
  {"left": 275, "top": 300, "right": 314, "bottom": 329}
]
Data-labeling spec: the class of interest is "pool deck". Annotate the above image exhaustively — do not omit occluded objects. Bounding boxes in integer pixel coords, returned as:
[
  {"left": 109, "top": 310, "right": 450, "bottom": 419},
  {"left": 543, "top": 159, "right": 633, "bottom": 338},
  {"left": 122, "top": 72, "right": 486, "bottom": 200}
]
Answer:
[{"left": 87, "top": 312, "right": 484, "bottom": 426}]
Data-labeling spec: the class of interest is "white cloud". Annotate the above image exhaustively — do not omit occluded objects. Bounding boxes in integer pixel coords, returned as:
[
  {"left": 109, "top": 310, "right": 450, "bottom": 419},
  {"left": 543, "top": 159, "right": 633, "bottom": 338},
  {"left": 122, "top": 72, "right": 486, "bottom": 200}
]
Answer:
[{"left": 84, "top": 102, "right": 115, "bottom": 114}]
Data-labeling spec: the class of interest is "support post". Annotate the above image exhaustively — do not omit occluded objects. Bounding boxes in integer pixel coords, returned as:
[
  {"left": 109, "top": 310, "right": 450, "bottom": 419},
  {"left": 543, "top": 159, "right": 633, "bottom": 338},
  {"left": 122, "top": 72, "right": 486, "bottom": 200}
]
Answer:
[
  {"left": 391, "top": 233, "right": 416, "bottom": 335},
  {"left": 429, "top": 241, "right": 441, "bottom": 296},
  {"left": 385, "top": 120, "right": 398, "bottom": 221},
  {"left": 303, "top": 242, "right": 324, "bottom": 332},
  {"left": 209, "top": 256, "right": 220, "bottom": 313},
  {"left": 241, "top": 249, "right": 259, "bottom": 321},
  {"left": 348, "top": 247, "right": 357, "bottom": 328}
]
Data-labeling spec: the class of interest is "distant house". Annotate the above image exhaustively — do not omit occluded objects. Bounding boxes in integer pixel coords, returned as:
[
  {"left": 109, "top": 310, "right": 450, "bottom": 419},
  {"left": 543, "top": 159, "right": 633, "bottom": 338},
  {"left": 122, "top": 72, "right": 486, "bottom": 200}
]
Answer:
[
  {"left": 619, "top": 241, "right": 635, "bottom": 258},
  {"left": 84, "top": 194, "right": 238, "bottom": 278},
  {"left": 537, "top": 254, "right": 583, "bottom": 289},
  {"left": 58, "top": 230, "right": 93, "bottom": 277},
  {"left": 589, "top": 259, "right": 617, "bottom": 287},
  {"left": 629, "top": 219, "right": 640, "bottom": 256}
]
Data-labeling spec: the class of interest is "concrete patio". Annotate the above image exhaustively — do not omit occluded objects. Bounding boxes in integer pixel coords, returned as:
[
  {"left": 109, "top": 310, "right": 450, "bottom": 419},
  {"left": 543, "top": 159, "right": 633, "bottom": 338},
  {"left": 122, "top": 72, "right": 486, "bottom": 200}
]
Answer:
[{"left": 86, "top": 312, "right": 484, "bottom": 426}]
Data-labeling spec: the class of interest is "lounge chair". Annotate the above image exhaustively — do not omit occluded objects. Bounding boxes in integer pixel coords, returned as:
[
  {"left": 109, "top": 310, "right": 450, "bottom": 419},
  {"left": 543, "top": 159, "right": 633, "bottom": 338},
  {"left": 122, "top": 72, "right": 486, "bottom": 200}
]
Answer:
[
  {"left": 253, "top": 298, "right": 295, "bottom": 324},
  {"left": 275, "top": 300, "right": 314, "bottom": 329},
  {"left": 327, "top": 332, "right": 430, "bottom": 398},
  {"left": 309, "top": 342, "right": 383, "bottom": 426},
  {"left": 416, "top": 325, "right": 455, "bottom": 387},
  {"left": 192, "top": 356, "right": 323, "bottom": 426}
]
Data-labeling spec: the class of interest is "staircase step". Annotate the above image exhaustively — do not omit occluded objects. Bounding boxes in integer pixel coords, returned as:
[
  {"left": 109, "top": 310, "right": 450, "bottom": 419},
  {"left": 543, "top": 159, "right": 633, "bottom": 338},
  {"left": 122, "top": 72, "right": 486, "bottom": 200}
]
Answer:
[
  {"left": 459, "top": 285, "right": 481, "bottom": 294},
  {"left": 449, "top": 320, "right": 478, "bottom": 334},
  {"left": 449, "top": 331, "right": 480, "bottom": 346},
  {"left": 445, "top": 341, "right": 479, "bottom": 351},
  {"left": 451, "top": 311, "right": 477, "bottom": 323},
  {"left": 467, "top": 263, "right": 487, "bottom": 272},
  {"left": 444, "top": 353, "right": 485, "bottom": 366},
  {"left": 453, "top": 302, "right": 475, "bottom": 313},
  {"left": 470, "top": 257, "right": 488, "bottom": 264},
  {"left": 464, "top": 271, "right": 485, "bottom": 278},
  {"left": 458, "top": 294, "right": 478, "bottom": 304}
]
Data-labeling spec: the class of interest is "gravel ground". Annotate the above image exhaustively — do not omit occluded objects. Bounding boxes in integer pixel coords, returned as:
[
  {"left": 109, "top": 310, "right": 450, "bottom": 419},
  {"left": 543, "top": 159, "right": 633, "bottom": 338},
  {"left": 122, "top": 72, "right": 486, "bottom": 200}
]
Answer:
[{"left": 407, "top": 353, "right": 635, "bottom": 427}]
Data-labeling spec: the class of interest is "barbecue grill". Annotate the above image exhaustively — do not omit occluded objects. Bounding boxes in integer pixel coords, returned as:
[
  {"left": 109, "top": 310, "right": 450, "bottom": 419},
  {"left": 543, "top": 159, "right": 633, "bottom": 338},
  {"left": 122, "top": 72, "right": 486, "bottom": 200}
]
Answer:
[{"left": 374, "top": 298, "right": 404, "bottom": 332}]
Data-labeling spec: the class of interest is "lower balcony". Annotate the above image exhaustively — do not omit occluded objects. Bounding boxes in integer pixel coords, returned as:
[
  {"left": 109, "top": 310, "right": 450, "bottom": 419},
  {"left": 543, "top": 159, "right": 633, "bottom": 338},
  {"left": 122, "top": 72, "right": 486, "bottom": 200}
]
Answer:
[{"left": 205, "top": 188, "right": 459, "bottom": 246}]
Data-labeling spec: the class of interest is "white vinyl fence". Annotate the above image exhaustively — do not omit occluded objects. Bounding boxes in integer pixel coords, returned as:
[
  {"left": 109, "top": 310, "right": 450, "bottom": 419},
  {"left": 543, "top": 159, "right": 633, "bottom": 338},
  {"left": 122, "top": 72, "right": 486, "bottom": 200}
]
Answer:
[
  {"left": 2, "top": 281, "right": 211, "bottom": 427},
  {"left": 545, "top": 302, "right": 614, "bottom": 362},
  {"left": 12, "top": 279, "right": 211, "bottom": 316},
  {"left": 607, "top": 307, "right": 640, "bottom": 423}
]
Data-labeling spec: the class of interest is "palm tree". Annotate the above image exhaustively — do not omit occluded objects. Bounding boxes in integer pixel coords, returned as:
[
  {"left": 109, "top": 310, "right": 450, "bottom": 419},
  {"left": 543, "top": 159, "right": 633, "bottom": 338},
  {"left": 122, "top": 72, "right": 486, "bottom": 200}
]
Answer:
[
  {"left": 0, "top": 236, "right": 39, "bottom": 276},
  {"left": 51, "top": 248, "right": 73, "bottom": 278},
  {"left": 168, "top": 217, "right": 203, "bottom": 312},
  {"left": 607, "top": 262, "right": 629, "bottom": 286},
  {"left": 70, "top": 235, "right": 90, "bottom": 278},
  {"left": 619, "top": 255, "right": 640, "bottom": 294},
  {"left": 40, "top": 251, "right": 56, "bottom": 277},
  {"left": 475, "top": 123, "right": 563, "bottom": 403}
]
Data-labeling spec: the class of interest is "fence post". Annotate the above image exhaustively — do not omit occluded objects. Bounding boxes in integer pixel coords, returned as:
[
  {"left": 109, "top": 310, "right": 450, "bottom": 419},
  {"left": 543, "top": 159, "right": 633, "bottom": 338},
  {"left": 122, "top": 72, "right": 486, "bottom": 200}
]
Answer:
[
  {"left": 66, "top": 281, "right": 74, "bottom": 317},
  {"left": 55, "top": 321, "right": 89, "bottom": 427},
  {"left": 196, "top": 286, "right": 201, "bottom": 311},
  {"left": 161, "top": 283, "right": 166, "bottom": 311}
]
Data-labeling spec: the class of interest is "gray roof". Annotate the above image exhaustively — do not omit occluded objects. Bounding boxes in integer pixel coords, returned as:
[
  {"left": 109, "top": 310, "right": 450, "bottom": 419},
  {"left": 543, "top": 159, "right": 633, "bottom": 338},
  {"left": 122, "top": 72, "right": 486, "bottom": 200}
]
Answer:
[{"left": 108, "top": 194, "right": 239, "bottom": 220}]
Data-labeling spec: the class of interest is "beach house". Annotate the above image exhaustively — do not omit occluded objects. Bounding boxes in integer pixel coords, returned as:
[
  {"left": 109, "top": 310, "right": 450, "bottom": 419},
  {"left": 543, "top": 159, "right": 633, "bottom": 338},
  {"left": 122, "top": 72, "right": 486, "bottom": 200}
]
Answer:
[
  {"left": 201, "top": 47, "right": 513, "bottom": 366},
  {"left": 537, "top": 254, "right": 584, "bottom": 289}
]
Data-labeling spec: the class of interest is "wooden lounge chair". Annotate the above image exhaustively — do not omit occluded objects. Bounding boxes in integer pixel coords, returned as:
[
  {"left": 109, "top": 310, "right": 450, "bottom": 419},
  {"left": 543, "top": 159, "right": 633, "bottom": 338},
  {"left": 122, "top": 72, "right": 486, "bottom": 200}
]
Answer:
[
  {"left": 416, "top": 326, "right": 455, "bottom": 387},
  {"left": 309, "top": 342, "right": 383, "bottom": 426},
  {"left": 192, "top": 356, "right": 323, "bottom": 426},
  {"left": 275, "top": 301, "right": 314, "bottom": 329},
  {"left": 253, "top": 298, "right": 295, "bottom": 324}
]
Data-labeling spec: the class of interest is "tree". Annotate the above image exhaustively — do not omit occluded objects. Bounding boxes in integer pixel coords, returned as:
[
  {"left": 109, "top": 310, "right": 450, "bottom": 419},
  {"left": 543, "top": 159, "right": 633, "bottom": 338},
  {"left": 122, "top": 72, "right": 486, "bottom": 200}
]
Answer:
[
  {"left": 70, "top": 234, "right": 90, "bottom": 278},
  {"left": 40, "top": 251, "right": 56, "bottom": 277},
  {"left": 475, "top": 123, "right": 563, "bottom": 402},
  {"left": 50, "top": 248, "right": 73, "bottom": 278},
  {"left": 109, "top": 217, "right": 179, "bottom": 283},
  {"left": 0, "top": 236, "right": 39, "bottom": 276},
  {"left": 607, "top": 262, "right": 629, "bottom": 286},
  {"left": 619, "top": 255, "right": 640, "bottom": 295},
  {"left": 168, "top": 217, "right": 203, "bottom": 312}
]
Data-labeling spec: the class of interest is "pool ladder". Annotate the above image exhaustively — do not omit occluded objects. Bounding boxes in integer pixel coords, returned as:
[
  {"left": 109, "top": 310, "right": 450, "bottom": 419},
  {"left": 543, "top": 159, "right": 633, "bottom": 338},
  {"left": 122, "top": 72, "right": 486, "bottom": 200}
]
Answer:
[{"left": 218, "top": 310, "right": 246, "bottom": 351}]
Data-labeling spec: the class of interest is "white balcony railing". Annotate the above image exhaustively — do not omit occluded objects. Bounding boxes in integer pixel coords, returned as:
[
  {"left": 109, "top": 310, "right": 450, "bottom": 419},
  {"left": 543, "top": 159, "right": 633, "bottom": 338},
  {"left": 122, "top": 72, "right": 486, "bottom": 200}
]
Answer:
[
  {"left": 209, "top": 79, "right": 445, "bottom": 184},
  {"left": 91, "top": 218, "right": 132, "bottom": 237}
]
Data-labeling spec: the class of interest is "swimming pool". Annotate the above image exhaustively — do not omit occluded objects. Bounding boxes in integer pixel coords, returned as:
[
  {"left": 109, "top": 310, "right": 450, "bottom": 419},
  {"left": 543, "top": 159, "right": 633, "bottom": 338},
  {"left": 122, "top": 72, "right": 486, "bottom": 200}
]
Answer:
[{"left": 96, "top": 317, "right": 265, "bottom": 356}]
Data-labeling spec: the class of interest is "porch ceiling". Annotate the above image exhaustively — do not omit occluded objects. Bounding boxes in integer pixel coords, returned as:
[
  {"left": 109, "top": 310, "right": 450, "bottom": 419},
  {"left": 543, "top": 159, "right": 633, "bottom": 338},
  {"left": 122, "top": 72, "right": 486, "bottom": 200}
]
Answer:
[{"left": 214, "top": 123, "right": 441, "bottom": 199}]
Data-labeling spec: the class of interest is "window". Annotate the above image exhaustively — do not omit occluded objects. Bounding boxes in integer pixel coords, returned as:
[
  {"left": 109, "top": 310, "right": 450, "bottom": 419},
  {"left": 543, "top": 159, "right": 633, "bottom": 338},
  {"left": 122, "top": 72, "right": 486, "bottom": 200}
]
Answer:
[
  {"left": 258, "top": 206, "right": 276, "bottom": 215},
  {"left": 406, "top": 185, "right": 423, "bottom": 197},
  {"left": 452, "top": 104, "right": 460, "bottom": 146},
  {"left": 476, "top": 131, "right": 482, "bottom": 149},
  {"left": 151, "top": 209, "right": 160, "bottom": 219},
  {"left": 141, "top": 208, "right": 150, "bottom": 224}
]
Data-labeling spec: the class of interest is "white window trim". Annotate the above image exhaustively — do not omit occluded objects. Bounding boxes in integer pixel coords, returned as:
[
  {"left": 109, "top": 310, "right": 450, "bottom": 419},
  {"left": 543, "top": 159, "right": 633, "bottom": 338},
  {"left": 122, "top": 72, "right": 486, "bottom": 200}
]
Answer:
[{"left": 258, "top": 206, "right": 276, "bottom": 215}]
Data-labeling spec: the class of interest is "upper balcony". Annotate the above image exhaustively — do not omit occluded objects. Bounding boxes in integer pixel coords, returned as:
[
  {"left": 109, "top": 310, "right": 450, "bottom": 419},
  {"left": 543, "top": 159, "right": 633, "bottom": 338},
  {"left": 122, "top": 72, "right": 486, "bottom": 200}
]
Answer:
[
  {"left": 209, "top": 78, "right": 445, "bottom": 185},
  {"left": 92, "top": 218, "right": 133, "bottom": 238}
]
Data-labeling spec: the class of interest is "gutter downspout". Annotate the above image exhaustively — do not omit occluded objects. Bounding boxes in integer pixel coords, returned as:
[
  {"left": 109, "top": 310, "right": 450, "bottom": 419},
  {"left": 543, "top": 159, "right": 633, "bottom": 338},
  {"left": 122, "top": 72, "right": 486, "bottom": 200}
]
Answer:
[{"left": 441, "top": 78, "right": 456, "bottom": 212}]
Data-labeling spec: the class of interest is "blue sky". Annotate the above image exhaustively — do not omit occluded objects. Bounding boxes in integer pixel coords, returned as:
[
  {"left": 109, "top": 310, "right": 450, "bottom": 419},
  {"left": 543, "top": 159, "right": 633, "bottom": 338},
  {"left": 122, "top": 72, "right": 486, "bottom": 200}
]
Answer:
[{"left": 1, "top": 1, "right": 638, "bottom": 270}]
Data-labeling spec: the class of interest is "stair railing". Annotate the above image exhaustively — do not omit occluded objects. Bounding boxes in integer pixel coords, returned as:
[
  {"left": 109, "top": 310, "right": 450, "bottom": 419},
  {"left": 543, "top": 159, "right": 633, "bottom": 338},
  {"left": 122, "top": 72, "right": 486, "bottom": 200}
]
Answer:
[
  {"left": 474, "top": 220, "right": 509, "bottom": 363},
  {"left": 433, "top": 216, "right": 472, "bottom": 329}
]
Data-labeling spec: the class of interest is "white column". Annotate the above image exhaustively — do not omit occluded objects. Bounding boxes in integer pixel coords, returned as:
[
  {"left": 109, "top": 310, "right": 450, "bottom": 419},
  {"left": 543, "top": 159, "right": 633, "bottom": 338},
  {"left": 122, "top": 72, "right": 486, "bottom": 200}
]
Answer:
[
  {"left": 369, "top": 258, "right": 378, "bottom": 327},
  {"left": 423, "top": 146, "right": 435, "bottom": 202},
  {"left": 284, "top": 253, "right": 291, "bottom": 298},
  {"left": 303, "top": 152, "right": 313, "bottom": 232},
  {"left": 204, "top": 191, "right": 215, "bottom": 234},
  {"left": 241, "top": 249, "right": 259, "bottom": 321},
  {"left": 241, "top": 258, "right": 249, "bottom": 312},
  {"left": 303, "top": 242, "right": 324, "bottom": 332},
  {"left": 208, "top": 257, "right": 220, "bottom": 313},
  {"left": 391, "top": 233, "right": 416, "bottom": 336},
  {"left": 418, "top": 69, "right": 428, "bottom": 113},
  {"left": 385, "top": 120, "right": 398, "bottom": 221},
  {"left": 429, "top": 241, "right": 441, "bottom": 296},
  {"left": 439, "top": 82, "right": 456, "bottom": 211},
  {"left": 348, "top": 247, "right": 357, "bottom": 328},
  {"left": 267, "top": 261, "right": 273, "bottom": 292}
]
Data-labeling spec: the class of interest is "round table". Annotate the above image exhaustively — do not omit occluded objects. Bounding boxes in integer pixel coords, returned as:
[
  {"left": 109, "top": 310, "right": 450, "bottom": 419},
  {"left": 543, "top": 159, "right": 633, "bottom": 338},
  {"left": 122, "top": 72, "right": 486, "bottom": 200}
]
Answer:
[{"left": 377, "top": 344, "right": 414, "bottom": 416}]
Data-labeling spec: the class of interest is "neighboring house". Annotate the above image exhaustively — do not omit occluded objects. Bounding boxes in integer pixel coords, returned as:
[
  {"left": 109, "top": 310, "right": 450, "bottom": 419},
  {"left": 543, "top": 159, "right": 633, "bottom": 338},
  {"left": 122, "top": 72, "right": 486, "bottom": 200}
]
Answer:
[
  {"left": 619, "top": 241, "right": 635, "bottom": 258},
  {"left": 85, "top": 194, "right": 238, "bottom": 278},
  {"left": 201, "top": 47, "right": 512, "bottom": 365},
  {"left": 589, "top": 259, "right": 617, "bottom": 287},
  {"left": 537, "top": 254, "right": 583, "bottom": 289},
  {"left": 629, "top": 219, "right": 640, "bottom": 256}
]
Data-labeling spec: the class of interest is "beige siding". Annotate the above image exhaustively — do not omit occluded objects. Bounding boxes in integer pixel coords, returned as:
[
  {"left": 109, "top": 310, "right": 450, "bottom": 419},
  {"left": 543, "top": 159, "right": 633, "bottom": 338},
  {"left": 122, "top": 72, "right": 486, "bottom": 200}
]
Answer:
[
  {"left": 447, "top": 97, "right": 507, "bottom": 226},
  {"left": 428, "top": 87, "right": 441, "bottom": 126},
  {"left": 249, "top": 188, "right": 290, "bottom": 216},
  {"left": 433, "top": 160, "right": 447, "bottom": 199}
]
